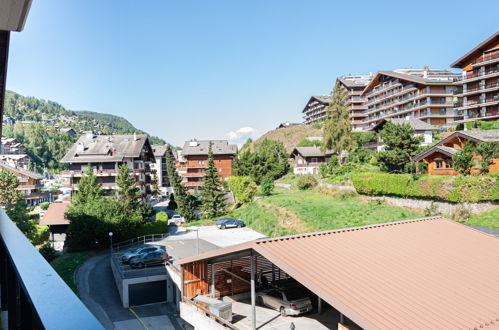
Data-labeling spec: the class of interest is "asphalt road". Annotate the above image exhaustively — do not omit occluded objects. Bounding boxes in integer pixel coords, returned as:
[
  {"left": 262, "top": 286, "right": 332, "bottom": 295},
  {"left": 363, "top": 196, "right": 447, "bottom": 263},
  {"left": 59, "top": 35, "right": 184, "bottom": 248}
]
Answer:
[{"left": 76, "top": 252, "right": 184, "bottom": 329}]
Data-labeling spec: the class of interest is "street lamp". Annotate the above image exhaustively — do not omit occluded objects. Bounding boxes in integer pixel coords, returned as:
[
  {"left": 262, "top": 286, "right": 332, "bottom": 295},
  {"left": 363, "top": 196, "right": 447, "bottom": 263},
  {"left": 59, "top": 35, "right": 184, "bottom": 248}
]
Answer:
[
  {"left": 188, "top": 227, "right": 200, "bottom": 255},
  {"left": 109, "top": 232, "right": 113, "bottom": 253}
]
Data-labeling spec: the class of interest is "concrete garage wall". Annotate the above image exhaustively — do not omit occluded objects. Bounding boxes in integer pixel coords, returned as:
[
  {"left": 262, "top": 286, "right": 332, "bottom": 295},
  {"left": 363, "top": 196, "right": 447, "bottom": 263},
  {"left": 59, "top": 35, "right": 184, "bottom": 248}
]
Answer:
[
  {"left": 180, "top": 302, "right": 226, "bottom": 330},
  {"left": 110, "top": 258, "right": 171, "bottom": 308}
]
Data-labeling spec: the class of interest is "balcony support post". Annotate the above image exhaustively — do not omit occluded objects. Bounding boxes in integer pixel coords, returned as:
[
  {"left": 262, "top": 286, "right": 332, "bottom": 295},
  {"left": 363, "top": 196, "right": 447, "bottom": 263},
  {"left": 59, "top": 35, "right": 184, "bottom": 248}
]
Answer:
[
  {"left": 0, "top": 243, "right": 7, "bottom": 311},
  {"left": 7, "top": 260, "right": 19, "bottom": 329}
]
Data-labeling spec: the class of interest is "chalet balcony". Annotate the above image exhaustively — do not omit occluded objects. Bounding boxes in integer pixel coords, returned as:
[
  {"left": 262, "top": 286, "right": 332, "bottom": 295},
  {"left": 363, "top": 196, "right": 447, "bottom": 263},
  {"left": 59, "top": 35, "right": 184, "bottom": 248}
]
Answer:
[
  {"left": 181, "top": 172, "right": 206, "bottom": 178},
  {"left": 454, "top": 96, "right": 499, "bottom": 110},
  {"left": 61, "top": 169, "right": 118, "bottom": 177},
  {"left": 453, "top": 82, "right": 499, "bottom": 96},
  {"left": 455, "top": 67, "right": 499, "bottom": 82},
  {"left": 0, "top": 209, "right": 103, "bottom": 329},
  {"left": 365, "top": 80, "right": 402, "bottom": 98},
  {"left": 471, "top": 50, "right": 499, "bottom": 67}
]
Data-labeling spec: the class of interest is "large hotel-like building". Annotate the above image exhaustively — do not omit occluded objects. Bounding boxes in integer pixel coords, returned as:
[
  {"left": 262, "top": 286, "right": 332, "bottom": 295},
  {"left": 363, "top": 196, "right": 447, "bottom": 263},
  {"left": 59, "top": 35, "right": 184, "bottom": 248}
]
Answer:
[
  {"left": 302, "top": 74, "right": 373, "bottom": 130},
  {"left": 451, "top": 31, "right": 499, "bottom": 123},
  {"left": 361, "top": 67, "right": 460, "bottom": 130}
]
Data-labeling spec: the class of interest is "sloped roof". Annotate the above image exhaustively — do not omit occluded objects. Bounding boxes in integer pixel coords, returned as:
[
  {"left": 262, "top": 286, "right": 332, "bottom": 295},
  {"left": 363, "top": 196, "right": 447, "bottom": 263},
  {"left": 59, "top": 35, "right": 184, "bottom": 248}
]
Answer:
[
  {"left": 337, "top": 74, "right": 373, "bottom": 88},
  {"left": 413, "top": 145, "right": 458, "bottom": 161},
  {"left": 152, "top": 145, "right": 168, "bottom": 157},
  {"left": 458, "top": 130, "right": 499, "bottom": 142},
  {"left": 182, "top": 140, "right": 237, "bottom": 156},
  {"left": 0, "top": 160, "right": 42, "bottom": 179},
  {"left": 40, "top": 203, "right": 70, "bottom": 226},
  {"left": 371, "top": 117, "right": 438, "bottom": 132},
  {"left": 363, "top": 69, "right": 459, "bottom": 94},
  {"left": 292, "top": 146, "right": 334, "bottom": 157},
  {"left": 177, "top": 217, "right": 499, "bottom": 330},
  {"left": 60, "top": 134, "right": 151, "bottom": 163},
  {"left": 413, "top": 130, "right": 499, "bottom": 161},
  {"left": 451, "top": 31, "right": 499, "bottom": 68}
]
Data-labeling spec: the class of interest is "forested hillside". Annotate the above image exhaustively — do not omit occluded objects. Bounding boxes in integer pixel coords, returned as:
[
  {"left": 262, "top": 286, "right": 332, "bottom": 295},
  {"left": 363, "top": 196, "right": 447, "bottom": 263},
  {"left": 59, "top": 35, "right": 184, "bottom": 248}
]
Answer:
[{"left": 2, "top": 91, "right": 166, "bottom": 172}]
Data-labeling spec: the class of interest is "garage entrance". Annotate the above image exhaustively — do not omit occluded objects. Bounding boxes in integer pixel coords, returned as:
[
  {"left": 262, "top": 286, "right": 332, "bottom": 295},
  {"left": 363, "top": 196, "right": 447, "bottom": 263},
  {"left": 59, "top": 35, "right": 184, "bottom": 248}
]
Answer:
[{"left": 129, "top": 280, "right": 167, "bottom": 307}]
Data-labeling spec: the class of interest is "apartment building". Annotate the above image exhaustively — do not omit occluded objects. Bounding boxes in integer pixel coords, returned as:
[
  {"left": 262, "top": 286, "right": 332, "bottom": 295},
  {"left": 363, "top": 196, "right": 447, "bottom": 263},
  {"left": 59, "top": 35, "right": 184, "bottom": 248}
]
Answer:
[
  {"left": 180, "top": 140, "right": 237, "bottom": 191},
  {"left": 151, "top": 145, "right": 172, "bottom": 196},
  {"left": 451, "top": 31, "right": 499, "bottom": 123},
  {"left": 1, "top": 137, "right": 25, "bottom": 154},
  {"left": 302, "top": 95, "right": 331, "bottom": 124},
  {"left": 60, "top": 132, "right": 155, "bottom": 198},
  {"left": 337, "top": 74, "right": 373, "bottom": 131},
  {"left": 361, "top": 67, "right": 460, "bottom": 130},
  {"left": 0, "top": 160, "right": 50, "bottom": 206}
]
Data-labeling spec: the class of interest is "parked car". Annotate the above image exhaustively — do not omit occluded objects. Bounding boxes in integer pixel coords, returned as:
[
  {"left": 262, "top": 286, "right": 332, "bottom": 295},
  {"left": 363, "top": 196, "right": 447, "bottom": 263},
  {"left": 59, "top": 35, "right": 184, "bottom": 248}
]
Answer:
[
  {"left": 121, "top": 245, "right": 163, "bottom": 264},
  {"left": 256, "top": 288, "right": 312, "bottom": 316},
  {"left": 216, "top": 218, "right": 245, "bottom": 229},
  {"left": 169, "top": 214, "right": 185, "bottom": 225},
  {"left": 129, "top": 250, "right": 169, "bottom": 268}
]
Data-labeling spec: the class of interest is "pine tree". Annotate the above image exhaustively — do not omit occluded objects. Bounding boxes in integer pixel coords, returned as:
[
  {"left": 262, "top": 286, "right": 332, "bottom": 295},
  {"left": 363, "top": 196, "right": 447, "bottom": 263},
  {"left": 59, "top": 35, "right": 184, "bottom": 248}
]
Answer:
[
  {"left": 0, "top": 169, "right": 22, "bottom": 208},
  {"left": 200, "top": 142, "right": 226, "bottom": 217},
  {"left": 322, "top": 82, "right": 355, "bottom": 164},
  {"left": 165, "top": 147, "right": 196, "bottom": 221},
  {"left": 72, "top": 165, "right": 103, "bottom": 205},
  {"left": 116, "top": 163, "right": 142, "bottom": 213},
  {"left": 377, "top": 122, "right": 422, "bottom": 173}
]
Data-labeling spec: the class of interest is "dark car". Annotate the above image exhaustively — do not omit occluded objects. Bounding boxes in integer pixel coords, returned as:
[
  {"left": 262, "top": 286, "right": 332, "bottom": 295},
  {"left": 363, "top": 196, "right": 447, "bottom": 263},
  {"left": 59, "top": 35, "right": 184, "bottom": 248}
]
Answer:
[
  {"left": 121, "top": 245, "right": 163, "bottom": 264},
  {"left": 129, "top": 250, "right": 169, "bottom": 268},
  {"left": 216, "top": 218, "right": 245, "bottom": 229}
]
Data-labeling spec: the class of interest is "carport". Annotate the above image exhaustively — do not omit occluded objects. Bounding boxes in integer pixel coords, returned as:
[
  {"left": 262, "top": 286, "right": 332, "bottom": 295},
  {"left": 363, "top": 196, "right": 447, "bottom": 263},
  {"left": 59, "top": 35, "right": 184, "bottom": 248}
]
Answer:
[{"left": 176, "top": 217, "right": 499, "bottom": 330}]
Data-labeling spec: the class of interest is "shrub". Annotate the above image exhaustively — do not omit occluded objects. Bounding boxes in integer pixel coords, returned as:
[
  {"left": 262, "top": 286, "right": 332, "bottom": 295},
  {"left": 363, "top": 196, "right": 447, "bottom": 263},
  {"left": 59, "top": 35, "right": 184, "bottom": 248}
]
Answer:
[
  {"left": 227, "top": 176, "right": 257, "bottom": 203},
  {"left": 39, "top": 202, "right": 50, "bottom": 210},
  {"left": 296, "top": 174, "right": 318, "bottom": 190},
  {"left": 32, "top": 225, "right": 50, "bottom": 246},
  {"left": 155, "top": 211, "right": 168, "bottom": 221},
  {"left": 369, "top": 156, "right": 378, "bottom": 166},
  {"left": 260, "top": 175, "right": 275, "bottom": 196},
  {"left": 39, "top": 243, "right": 57, "bottom": 262},
  {"left": 351, "top": 172, "right": 498, "bottom": 203}
]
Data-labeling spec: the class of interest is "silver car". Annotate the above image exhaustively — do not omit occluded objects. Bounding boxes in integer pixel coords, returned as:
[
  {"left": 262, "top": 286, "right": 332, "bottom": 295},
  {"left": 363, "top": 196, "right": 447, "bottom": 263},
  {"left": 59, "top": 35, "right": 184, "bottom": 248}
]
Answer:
[
  {"left": 256, "top": 289, "right": 312, "bottom": 316},
  {"left": 121, "top": 245, "right": 163, "bottom": 264}
]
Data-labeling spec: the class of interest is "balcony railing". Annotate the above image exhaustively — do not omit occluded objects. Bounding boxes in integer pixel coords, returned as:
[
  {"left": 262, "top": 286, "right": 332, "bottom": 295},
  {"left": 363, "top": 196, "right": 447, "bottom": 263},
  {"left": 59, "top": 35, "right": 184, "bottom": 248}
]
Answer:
[
  {"left": 471, "top": 50, "right": 499, "bottom": 66},
  {"left": 456, "top": 67, "right": 499, "bottom": 81},
  {"left": 0, "top": 209, "right": 103, "bottom": 329}
]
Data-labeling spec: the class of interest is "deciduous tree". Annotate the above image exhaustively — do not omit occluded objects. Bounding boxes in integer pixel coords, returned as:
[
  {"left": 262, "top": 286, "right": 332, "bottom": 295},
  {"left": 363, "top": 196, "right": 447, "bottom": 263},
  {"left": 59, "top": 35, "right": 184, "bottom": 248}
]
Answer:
[
  {"left": 452, "top": 142, "right": 475, "bottom": 176},
  {"left": 475, "top": 142, "right": 498, "bottom": 175}
]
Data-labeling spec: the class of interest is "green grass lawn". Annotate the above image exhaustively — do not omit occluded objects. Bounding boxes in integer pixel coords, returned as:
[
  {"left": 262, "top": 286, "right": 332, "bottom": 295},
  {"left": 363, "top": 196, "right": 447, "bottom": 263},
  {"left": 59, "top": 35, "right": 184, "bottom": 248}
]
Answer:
[
  {"left": 50, "top": 250, "right": 99, "bottom": 295},
  {"left": 465, "top": 208, "right": 499, "bottom": 228},
  {"left": 263, "top": 189, "right": 423, "bottom": 232},
  {"left": 190, "top": 187, "right": 423, "bottom": 237}
]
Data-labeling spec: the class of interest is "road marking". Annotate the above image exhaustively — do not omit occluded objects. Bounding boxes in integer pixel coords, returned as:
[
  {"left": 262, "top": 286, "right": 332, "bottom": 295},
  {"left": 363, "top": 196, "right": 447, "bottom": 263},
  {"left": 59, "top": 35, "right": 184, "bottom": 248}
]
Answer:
[{"left": 128, "top": 307, "right": 149, "bottom": 330}]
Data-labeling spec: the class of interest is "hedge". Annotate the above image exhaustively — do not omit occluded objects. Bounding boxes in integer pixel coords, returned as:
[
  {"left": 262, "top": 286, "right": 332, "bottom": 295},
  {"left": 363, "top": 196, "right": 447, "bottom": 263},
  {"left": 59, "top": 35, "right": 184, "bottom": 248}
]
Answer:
[{"left": 351, "top": 172, "right": 498, "bottom": 203}]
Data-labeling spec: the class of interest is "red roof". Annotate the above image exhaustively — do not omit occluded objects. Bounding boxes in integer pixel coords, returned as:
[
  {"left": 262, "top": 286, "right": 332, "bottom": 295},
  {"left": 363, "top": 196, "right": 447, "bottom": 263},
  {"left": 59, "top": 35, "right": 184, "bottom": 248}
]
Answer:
[{"left": 177, "top": 217, "right": 499, "bottom": 329}]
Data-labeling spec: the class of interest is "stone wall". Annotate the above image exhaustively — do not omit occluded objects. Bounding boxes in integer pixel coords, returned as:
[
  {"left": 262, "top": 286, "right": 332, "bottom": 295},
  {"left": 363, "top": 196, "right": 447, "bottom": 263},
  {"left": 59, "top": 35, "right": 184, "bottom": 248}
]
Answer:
[{"left": 369, "top": 195, "right": 497, "bottom": 215}]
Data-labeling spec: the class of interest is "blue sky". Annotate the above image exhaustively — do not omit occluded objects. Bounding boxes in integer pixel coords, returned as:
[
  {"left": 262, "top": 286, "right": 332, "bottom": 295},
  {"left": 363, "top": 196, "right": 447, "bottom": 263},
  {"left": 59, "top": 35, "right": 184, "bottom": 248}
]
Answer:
[{"left": 6, "top": 0, "right": 499, "bottom": 146}]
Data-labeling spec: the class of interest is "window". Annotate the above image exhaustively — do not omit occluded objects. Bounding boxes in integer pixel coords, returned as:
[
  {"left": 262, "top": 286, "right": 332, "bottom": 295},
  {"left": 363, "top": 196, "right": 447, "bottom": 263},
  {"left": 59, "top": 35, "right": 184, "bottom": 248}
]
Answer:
[
  {"left": 445, "top": 160, "right": 453, "bottom": 169},
  {"left": 311, "top": 157, "right": 318, "bottom": 163},
  {"left": 435, "top": 160, "right": 443, "bottom": 169}
]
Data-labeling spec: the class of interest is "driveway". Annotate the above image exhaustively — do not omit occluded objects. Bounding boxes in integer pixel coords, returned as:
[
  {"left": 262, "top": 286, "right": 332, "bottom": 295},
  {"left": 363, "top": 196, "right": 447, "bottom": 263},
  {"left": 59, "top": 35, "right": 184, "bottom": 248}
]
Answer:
[{"left": 76, "top": 252, "right": 186, "bottom": 330}]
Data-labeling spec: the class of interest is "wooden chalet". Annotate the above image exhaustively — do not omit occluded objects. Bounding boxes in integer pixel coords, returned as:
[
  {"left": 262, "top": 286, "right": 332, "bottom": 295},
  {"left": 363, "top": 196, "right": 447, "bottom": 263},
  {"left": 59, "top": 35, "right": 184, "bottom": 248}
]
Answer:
[{"left": 413, "top": 130, "right": 499, "bottom": 175}]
